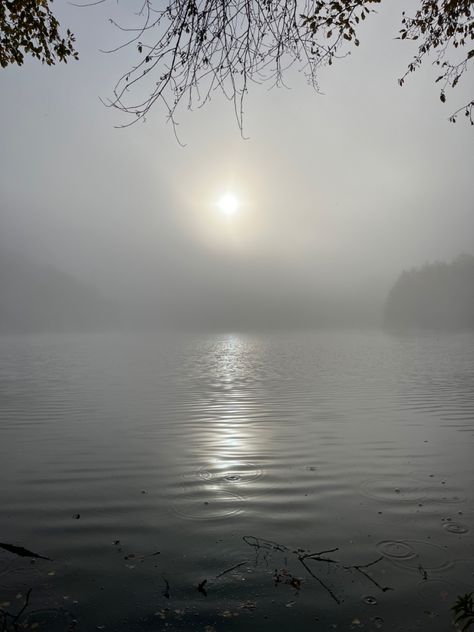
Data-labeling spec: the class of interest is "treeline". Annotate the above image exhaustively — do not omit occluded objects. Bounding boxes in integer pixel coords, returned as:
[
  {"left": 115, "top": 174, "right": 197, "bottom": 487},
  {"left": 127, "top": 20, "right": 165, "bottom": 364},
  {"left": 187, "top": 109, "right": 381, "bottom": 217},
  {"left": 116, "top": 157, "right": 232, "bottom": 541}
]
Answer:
[
  {"left": 385, "top": 254, "right": 474, "bottom": 331},
  {"left": 0, "top": 251, "right": 113, "bottom": 333}
]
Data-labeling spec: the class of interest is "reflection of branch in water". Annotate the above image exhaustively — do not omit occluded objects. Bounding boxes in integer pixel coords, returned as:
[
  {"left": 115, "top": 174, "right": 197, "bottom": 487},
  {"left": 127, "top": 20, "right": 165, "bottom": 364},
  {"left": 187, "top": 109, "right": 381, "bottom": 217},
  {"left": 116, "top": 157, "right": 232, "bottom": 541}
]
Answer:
[
  {"left": 243, "top": 535, "right": 393, "bottom": 605},
  {"left": 344, "top": 557, "right": 393, "bottom": 593},
  {"left": 299, "top": 547, "right": 339, "bottom": 564},
  {"left": 0, "top": 542, "right": 51, "bottom": 561},
  {"left": 243, "top": 536, "right": 287, "bottom": 568},
  {"left": 189, "top": 560, "right": 250, "bottom": 598},
  {"left": 243, "top": 536, "right": 341, "bottom": 605},
  {"left": 243, "top": 536, "right": 289, "bottom": 553},
  {"left": 12, "top": 589, "right": 31, "bottom": 629},
  {"left": 216, "top": 561, "right": 248, "bottom": 578},
  {"left": 0, "top": 588, "right": 32, "bottom": 632},
  {"left": 161, "top": 577, "right": 170, "bottom": 599},
  {"left": 297, "top": 556, "right": 341, "bottom": 605},
  {"left": 197, "top": 579, "right": 207, "bottom": 596}
]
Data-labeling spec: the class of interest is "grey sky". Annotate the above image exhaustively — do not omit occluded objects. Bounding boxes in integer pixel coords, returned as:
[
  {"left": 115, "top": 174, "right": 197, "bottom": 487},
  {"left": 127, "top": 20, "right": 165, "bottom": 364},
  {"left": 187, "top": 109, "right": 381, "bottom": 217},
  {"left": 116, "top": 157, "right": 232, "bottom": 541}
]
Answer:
[{"left": 0, "top": 1, "right": 472, "bottom": 328}]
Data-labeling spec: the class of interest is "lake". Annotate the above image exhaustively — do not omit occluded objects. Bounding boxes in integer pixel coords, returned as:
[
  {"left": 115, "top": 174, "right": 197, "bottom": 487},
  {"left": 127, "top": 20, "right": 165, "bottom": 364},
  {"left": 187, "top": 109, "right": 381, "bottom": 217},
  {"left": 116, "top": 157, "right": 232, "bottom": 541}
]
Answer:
[{"left": 0, "top": 330, "right": 473, "bottom": 631}]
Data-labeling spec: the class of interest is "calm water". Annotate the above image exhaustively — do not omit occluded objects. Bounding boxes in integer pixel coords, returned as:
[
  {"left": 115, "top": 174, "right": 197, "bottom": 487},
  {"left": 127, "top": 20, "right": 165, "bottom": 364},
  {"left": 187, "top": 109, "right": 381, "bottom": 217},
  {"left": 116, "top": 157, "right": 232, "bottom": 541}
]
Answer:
[{"left": 0, "top": 331, "right": 473, "bottom": 631}]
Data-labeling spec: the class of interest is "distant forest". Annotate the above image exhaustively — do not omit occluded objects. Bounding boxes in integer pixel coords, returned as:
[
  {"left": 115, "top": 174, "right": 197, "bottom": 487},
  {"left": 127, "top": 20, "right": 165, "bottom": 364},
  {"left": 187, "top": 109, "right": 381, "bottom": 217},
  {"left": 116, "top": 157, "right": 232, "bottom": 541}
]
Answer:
[
  {"left": 0, "top": 251, "right": 112, "bottom": 333},
  {"left": 2, "top": 249, "right": 474, "bottom": 333},
  {"left": 385, "top": 255, "right": 474, "bottom": 331}
]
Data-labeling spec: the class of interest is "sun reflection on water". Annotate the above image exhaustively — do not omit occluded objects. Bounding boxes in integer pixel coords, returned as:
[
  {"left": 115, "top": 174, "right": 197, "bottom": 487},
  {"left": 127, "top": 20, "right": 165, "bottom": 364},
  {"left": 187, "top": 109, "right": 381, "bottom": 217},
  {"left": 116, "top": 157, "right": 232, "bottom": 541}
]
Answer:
[{"left": 200, "top": 334, "right": 264, "bottom": 488}]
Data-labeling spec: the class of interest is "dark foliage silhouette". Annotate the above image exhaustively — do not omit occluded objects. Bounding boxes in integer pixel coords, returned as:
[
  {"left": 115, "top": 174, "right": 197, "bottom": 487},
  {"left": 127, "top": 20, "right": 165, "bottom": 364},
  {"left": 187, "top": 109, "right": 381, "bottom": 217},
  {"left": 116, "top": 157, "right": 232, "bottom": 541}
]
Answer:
[
  {"left": 385, "top": 254, "right": 474, "bottom": 330},
  {"left": 1, "top": 1, "right": 473, "bottom": 129}
]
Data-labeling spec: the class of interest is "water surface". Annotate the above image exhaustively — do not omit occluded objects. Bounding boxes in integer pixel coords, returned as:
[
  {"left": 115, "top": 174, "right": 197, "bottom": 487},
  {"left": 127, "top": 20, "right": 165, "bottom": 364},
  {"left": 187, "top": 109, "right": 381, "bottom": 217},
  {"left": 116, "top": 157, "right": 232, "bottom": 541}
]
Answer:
[{"left": 0, "top": 331, "right": 473, "bottom": 630}]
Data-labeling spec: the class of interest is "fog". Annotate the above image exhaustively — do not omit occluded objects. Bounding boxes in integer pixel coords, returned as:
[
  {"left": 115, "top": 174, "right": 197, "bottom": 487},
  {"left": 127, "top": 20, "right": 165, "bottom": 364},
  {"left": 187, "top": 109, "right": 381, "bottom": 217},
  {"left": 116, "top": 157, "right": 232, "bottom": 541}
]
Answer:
[
  {"left": 1, "top": 1, "right": 473, "bottom": 332},
  {"left": 2, "top": 7, "right": 474, "bottom": 628}
]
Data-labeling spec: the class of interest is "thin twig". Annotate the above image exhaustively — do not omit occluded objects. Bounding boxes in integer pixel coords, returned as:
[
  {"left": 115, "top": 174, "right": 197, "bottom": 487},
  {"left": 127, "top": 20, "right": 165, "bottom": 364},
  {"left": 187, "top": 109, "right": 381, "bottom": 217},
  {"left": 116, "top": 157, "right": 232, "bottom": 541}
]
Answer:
[
  {"left": 216, "top": 560, "right": 248, "bottom": 578},
  {"left": 12, "top": 589, "right": 32, "bottom": 628},
  {"left": 298, "top": 556, "right": 341, "bottom": 604}
]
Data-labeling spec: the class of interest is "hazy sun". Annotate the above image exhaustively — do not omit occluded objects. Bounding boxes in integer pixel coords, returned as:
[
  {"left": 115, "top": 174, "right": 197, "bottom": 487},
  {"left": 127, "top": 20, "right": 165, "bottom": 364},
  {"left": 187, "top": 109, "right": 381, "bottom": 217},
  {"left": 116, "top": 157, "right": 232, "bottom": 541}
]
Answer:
[{"left": 217, "top": 192, "right": 239, "bottom": 216}]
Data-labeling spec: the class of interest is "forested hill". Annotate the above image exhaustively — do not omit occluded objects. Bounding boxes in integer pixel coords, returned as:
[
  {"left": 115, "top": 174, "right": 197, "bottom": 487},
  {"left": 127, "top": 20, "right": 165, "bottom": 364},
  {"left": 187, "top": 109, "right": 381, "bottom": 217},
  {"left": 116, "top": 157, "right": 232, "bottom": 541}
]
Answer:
[
  {"left": 385, "top": 255, "right": 474, "bottom": 331},
  {"left": 0, "top": 251, "right": 113, "bottom": 333}
]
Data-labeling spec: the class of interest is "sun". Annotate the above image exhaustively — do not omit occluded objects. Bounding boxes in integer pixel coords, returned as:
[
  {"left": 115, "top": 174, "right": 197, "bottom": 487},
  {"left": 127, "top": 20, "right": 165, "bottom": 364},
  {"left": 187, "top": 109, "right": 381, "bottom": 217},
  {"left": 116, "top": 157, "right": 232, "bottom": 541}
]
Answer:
[{"left": 217, "top": 192, "right": 239, "bottom": 216}]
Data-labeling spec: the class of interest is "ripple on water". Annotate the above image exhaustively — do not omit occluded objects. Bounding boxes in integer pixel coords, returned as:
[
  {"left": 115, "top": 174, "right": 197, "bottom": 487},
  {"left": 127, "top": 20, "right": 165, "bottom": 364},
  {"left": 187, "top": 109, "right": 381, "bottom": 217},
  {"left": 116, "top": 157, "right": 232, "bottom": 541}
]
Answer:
[
  {"left": 377, "top": 540, "right": 453, "bottom": 572},
  {"left": 360, "top": 476, "right": 466, "bottom": 506},
  {"left": 360, "top": 479, "right": 422, "bottom": 503},
  {"left": 431, "top": 493, "right": 467, "bottom": 505},
  {"left": 377, "top": 540, "right": 417, "bottom": 561},
  {"left": 407, "top": 471, "right": 467, "bottom": 504},
  {"left": 443, "top": 522, "right": 470, "bottom": 534},
  {"left": 0, "top": 552, "right": 49, "bottom": 590},
  {"left": 449, "top": 559, "right": 474, "bottom": 588},
  {"left": 172, "top": 488, "right": 245, "bottom": 520},
  {"left": 0, "top": 553, "right": 12, "bottom": 581},
  {"left": 198, "top": 461, "right": 263, "bottom": 485},
  {"left": 24, "top": 608, "right": 74, "bottom": 632},
  {"left": 416, "top": 578, "right": 460, "bottom": 603}
]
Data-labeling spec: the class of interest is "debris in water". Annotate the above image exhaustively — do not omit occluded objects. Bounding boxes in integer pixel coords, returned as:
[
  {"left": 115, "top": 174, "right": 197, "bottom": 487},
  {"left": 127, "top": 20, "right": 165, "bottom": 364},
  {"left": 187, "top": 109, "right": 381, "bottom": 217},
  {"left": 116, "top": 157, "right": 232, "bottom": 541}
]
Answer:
[
  {"left": 162, "top": 577, "right": 170, "bottom": 599},
  {"left": 197, "top": 579, "right": 207, "bottom": 596},
  {"left": 219, "top": 610, "right": 239, "bottom": 618},
  {"left": 0, "top": 542, "right": 51, "bottom": 561},
  {"left": 273, "top": 568, "right": 302, "bottom": 591},
  {"left": 239, "top": 600, "right": 256, "bottom": 610},
  {"left": 418, "top": 564, "right": 428, "bottom": 581},
  {"left": 424, "top": 609, "right": 438, "bottom": 619}
]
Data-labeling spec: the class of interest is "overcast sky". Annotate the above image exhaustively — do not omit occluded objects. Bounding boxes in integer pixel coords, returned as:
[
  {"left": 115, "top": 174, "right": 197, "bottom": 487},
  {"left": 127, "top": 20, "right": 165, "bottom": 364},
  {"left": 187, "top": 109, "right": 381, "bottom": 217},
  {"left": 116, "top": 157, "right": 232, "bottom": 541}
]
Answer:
[{"left": 0, "top": 1, "right": 472, "bottom": 327}]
